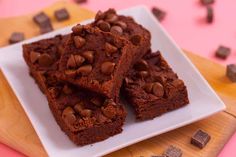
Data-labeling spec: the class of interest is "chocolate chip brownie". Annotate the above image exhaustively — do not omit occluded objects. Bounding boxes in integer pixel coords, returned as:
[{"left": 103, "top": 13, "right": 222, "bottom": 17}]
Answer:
[
  {"left": 23, "top": 35, "right": 126, "bottom": 146},
  {"left": 57, "top": 25, "right": 143, "bottom": 100},
  {"left": 123, "top": 51, "right": 189, "bottom": 120},
  {"left": 92, "top": 8, "right": 151, "bottom": 65}
]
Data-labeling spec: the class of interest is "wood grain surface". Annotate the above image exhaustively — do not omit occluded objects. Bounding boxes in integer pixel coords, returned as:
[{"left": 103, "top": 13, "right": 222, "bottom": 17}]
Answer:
[{"left": 0, "top": 1, "right": 236, "bottom": 157}]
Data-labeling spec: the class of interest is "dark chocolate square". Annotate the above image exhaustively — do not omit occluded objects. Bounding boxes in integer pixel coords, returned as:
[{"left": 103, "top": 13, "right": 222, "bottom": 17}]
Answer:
[
  {"left": 33, "top": 12, "right": 51, "bottom": 27},
  {"left": 191, "top": 129, "right": 211, "bottom": 149},
  {"left": 163, "top": 145, "right": 182, "bottom": 157},
  {"left": 152, "top": 7, "right": 166, "bottom": 22},
  {"left": 55, "top": 8, "right": 70, "bottom": 21},
  {"left": 201, "top": 0, "right": 215, "bottom": 5},
  {"left": 40, "top": 24, "right": 53, "bottom": 34},
  {"left": 226, "top": 64, "right": 236, "bottom": 82},
  {"left": 9, "top": 32, "right": 25, "bottom": 44},
  {"left": 207, "top": 6, "right": 213, "bottom": 23},
  {"left": 215, "top": 46, "right": 231, "bottom": 59}
]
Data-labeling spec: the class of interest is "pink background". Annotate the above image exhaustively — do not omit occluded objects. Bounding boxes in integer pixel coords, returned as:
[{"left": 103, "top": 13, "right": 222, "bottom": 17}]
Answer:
[{"left": 0, "top": 0, "right": 235, "bottom": 156}]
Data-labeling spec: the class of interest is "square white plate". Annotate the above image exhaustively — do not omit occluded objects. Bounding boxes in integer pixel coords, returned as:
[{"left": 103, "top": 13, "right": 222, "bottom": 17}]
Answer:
[{"left": 0, "top": 6, "right": 225, "bottom": 157}]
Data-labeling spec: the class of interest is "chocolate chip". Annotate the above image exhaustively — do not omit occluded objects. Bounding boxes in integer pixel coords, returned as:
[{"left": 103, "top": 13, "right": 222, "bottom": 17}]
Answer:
[
  {"left": 97, "top": 20, "right": 111, "bottom": 32},
  {"left": 33, "top": 12, "right": 50, "bottom": 27},
  {"left": 226, "top": 64, "right": 236, "bottom": 82},
  {"left": 72, "top": 24, "right": 83, "bottom": 34},
  {"left": 9, "top": 32, "right": 25, "bottom": 44},
  {"left": 54, "top": 8, "right": 70, "bottom": 21},
  {"left": 80, "top": 109, "right": 92, "bottom": 117},
  {"left": 110, "top": 26, "right": 123, "bottom": 35},
  {"left": 65, "top": 70, "right": 77, "bottom": 78},
  {"left": 138, "top": 71, "right": 149, "bottom": 78},
  {"left": 38, "top": 53, "right": 53, "bottom": 67},
  {"left": 130, "top": 34, "right": 141, "bottom": 45},
  {"left": 163, "top": 145, "right": 182, "bottom": 157},
  {"left": 105, "top": 13, "right": 118, "bottom": 23},
  {"left": 82, "top": 51, "right": 94, "bottom": 63},
  {"left": 62, "top": 107, "right": 76, "bottom": 125},
  {"left": 215, "top": 46, "right": 230, "bottom": 59},
  {"left": 76, "top": 65, "right": 92, "bottom": 76},
  {"left": 206, "top": 6, "right": 213, "bottom": 23},
  {"left": 152, "top": 82, "right": 164, "bottom": 97},
  {"left": 30, "top": 51, "right": 41, "bottom": 63},
  {"left": 95, "top": 10, "right": 104, "bottom": 21},
  {"left": 105, "top": 42, "right": 118, "bottom": 56},
  {"left": 67, "top": 55, "right": 77, "bottom": 69},
  {"left": 62, "top": 85, "right": 73, "bottom": 95},
  {"left": 74, "top": 36, "right": 86, "bottom": 48},
  {"left": 102, "top": 105, "right": 117, "bottom": 119},
  {"left": 115, "top": 21, "right": 127, "bottom": 30},
  {"left": 96, "top": 113, "right": 108, "bottom": 123},
  {"left": 143, "top": 83, "right": 153, "bottom": 93},
  {"left": 152, "top": 7, "right": 166, "bottom": 22},
  {"left": 201, "top": 0, "right": 214, "bottom": 5},
  {"left": 191, "top": 129, "right": 211, "bottom": 149},
  {"left": 101, "top": 61, "right": 115, "bottom": 75},
  {"left": 90, "top": 97, "right": 103, "bottom": 106},
  {"left": 74, "top": 103, "right": 84, "bottom": 113},
  {"left": 40, "top": 24, "right": 53, "bottom": 34},
  {"left": 74, "top": 55, "right": 85, "bottom": 67},
  {"left": 134, "top": 59, "right": 149, "bottom": 71}
]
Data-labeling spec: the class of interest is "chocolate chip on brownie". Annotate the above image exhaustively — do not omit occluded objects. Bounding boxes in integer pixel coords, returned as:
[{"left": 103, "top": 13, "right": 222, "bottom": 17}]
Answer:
[
  {"left": 76, "top": 65, "right": 93, "bottom": 76},
  {"left": 201, "top": 0, "right": 215, "bottom": 5},
  {"left": 163, "top": 145, "right": 182, "bottom": 157},
  {"left": 152, "top": 7, "right": 166, "bottom": 22},
  {"left": 55, "top": 8, "right": 70, "bottom": 21},
  {"left": 73, "top": 36, "right": 86, "bottom": 48},
  {"left": 206, "top": 6, "right": 214, "bottom": 23},
  {"left": 62, "top": 107, "right": 76, "bottom": 125},
  {"left": 38, "top": 53, "right": 53, "bottom": 67},
  {"left": 191, "top": 129, "right": 211, "bottom": 149},
  {"left": 30, "top": 51, "right": 41, "bottom": 63},
  {"left": 130, "top": 34, "right": 141, "bottom": 45},
  {"left": 82, "top": 51, "right": 94, "bottom": 63},
  {"left": 101, "top": 61, "right": 116, "bottom": 75},
  {"left": 215, "top": 46, "right": 231, "bottom": 59},
  {"left": 9, "top": 32, "right": 25, "bottom": 44},
  {"left": 226, "top": 64, "right": 236, "bottom": 82}
]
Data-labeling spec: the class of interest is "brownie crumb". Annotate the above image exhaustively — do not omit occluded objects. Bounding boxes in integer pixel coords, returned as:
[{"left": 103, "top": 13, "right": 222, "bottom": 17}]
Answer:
[
  {"left": 215, "top": 46, "right": 231, "bottom": 59},
  {"left": 226, "top": 64, "right": 236, "bottom": 82},
  {"left": 9, "top": 32, "right": 25, "bottom": 44},
  {"left": 206, "top": 6, "right": 214, "bottom": 23},
  {"left": 191, "top": 129, "right": 211, "bottom": 149},
  {"left": 163, "top": 145, "right": 182, "bottom": 157},
  {"left": 55, "top": 8, "right": 70, "bottom": 21},
  {"left": 201, "top": 0, "right": 215, "bottom": 5},
  {"left": 152, "top": 7, "right": 166, "bottom": 22}
]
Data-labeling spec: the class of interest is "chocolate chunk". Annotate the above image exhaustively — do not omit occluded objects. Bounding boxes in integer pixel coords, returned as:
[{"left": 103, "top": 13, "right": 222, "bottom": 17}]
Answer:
[
  {"left": 95, "top": 10, "right": 103, "bottom": 21},
  {"left": 38, "top": 53, "right": 53, "bottom": 67},
  {"left": 134, "top": 59, "right": 149, "bottom": 71},
  {"left": 62, "top": 107, "right": 76, "bottom": 125},
  {"left": 80, "top": 109, "right": 92, "bottom": 117},
  {"left": 102, "top": 105, "right": 117, "bottom": 118},
  {"left": 9, "top": 32, "right": 25, "bottom": 44},
  {"left": 33, "top": 12, "right": 50, "bottom": 27},
  {"left": 101, "top": 62, "right": 115, "bottom": 75},
  {"left": 226, "top": 64, "right": 236, "bottom": 82},
  {"left": 30, "top": 51, "right": 41, "bottom": 63},
  {"left": 82, "top": 51, "right": 94, "bottom": 63},
  {"left": 90, "top": 97, "right": 103, "bottom": 106},
  {"left": 40, "top": 24, "right": 53, "bottom": 34},
  {"left": 215, "top": 46, "right": 231, "bottom": 59},
  {"left": 96, "top": 113, "right": 108, "bottom": 123},
  {"left": 110, "top": 26, "right": 123, "bottom": 35},
  {"left": 105, "top": 13, "right": 118, "bottom": 23},
  {"left": 74, "top": 103, "right": 84, "bottom": 113},
  {"left": 152, "top": 82, "right": 164, "bottom": 97},
  {"left": 206, "top": 6, "right": 213, "bottom": 23},
  {"left": 55, "top": 8, "right": 70, "bottom": 21},
  {"left": 115, "top": 21, "right": 127, "bottom": 30},
  {"left": 138, "top": 71, "right": 149, "bottom": 78},
  {"left": 74, "top": 36, "right": 86, "bottom": 48},
  {"left": 62, "top": 85, "right": 73, "bottom": 95},
  {"left": 201, "top": 0, "right": 214, "bottom": 5},
  {"left": 152, "top": 7, "right": 166, "bottom": 22},
  {"left": 75, "top": 0, "right": 87, "bottom": 3},
  {"left": 130, "top": 34, "right": 141, "bottom": 45},
  {"left": 65, "top": 70, "right": 77, "bottom": 78},
  {"left": 72, "top": 24, "right": 83, "bottom": 34},
  {"left": 143, "top": 83, "right": 153, "bottom": 93},
  {"left": 191, "top": 129, "right": 211, "bottom": 149},
  {"left": 105, "top": 42, "right": 118, "bottom": 56},
  {"left": 67, "top": 55, "right": 77, "bottom": 69},
  {"left": 74, "top": 55, "right": 85, "bottom": 67},
  {"left": 163, "top": 145, "right": 182, "bottom": 157},
  {"left": 97, "top": 20, "right": 111, "bottom": 32},
  {"left": 76, "top": 65, "right": 92, "bottom": 76}
]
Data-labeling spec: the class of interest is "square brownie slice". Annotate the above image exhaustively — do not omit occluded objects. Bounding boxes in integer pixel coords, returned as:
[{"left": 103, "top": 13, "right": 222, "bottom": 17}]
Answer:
[
  {"left": 123, "top": 51, "right": 189, "bottom": 120},
  {"left": 23, "top": 35, "right": 126, "bottom": 146},
  {"left": 57, "top": 25, "right": 142, "bottom": 100}
]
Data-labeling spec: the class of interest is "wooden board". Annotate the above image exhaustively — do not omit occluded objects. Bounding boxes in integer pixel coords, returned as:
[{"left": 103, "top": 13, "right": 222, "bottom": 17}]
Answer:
[{"left": 1, "top": 1, "right": 236, "bottom": 157}]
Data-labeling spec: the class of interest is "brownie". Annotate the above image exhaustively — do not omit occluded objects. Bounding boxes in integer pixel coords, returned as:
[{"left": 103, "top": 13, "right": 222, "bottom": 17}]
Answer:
[
  {"left": 23, "top": 35, "right": 126, "bottom": 146},
  {"left": 123, "top": 51, "right": 189, "bottom": 120},
  {"left": 92, "top": 9, "right": 151, "bottom": 64},
  {"left": 57, "top": 25, "right": 142, "bottom": 100}
]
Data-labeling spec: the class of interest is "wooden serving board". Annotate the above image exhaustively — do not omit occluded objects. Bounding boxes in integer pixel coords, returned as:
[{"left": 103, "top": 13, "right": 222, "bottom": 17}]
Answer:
[{"left": 1, "top": 1, "right": 236, "bottom": 157}]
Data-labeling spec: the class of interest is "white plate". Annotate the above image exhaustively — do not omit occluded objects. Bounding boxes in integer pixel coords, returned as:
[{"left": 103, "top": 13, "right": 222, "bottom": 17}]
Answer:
[{"left": 0, "top": 6, "right": 225, "bottom": 157}]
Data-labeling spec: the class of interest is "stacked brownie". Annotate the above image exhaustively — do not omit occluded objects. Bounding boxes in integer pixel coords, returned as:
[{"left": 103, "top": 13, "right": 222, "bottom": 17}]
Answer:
[{"left": 23, "top": 8, "right": 189, "bottom": 146}]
